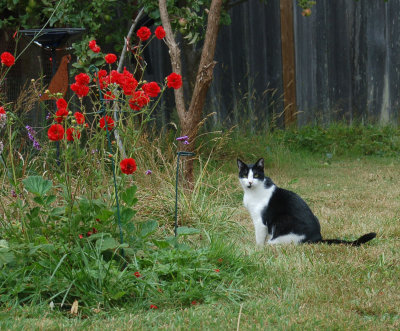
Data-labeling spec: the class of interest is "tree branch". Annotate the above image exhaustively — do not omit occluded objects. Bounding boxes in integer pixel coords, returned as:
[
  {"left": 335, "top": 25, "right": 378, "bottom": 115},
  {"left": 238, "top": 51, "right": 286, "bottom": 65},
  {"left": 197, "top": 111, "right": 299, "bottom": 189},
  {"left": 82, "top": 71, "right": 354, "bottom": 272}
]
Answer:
[{"left": 158, "top": 0, "right": 187, "bottom": 120}]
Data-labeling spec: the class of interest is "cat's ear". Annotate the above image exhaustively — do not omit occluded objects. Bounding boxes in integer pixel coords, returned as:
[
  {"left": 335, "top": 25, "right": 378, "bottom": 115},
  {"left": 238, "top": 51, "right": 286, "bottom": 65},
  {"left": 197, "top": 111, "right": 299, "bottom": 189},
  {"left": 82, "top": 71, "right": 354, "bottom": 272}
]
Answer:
[
  {"left": 255, "top": 158, "right": 264, "bottom": 169},
  {"left": 237, "top": 158, "right": 246, "bottom": 170}
]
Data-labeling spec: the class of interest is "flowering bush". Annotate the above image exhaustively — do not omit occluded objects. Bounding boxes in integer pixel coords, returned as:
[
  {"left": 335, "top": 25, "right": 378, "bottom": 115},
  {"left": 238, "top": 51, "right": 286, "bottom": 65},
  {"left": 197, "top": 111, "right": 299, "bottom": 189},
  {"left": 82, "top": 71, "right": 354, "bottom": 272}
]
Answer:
[{"left": 0, "top": 26, "right": 251, "bottom": 314}]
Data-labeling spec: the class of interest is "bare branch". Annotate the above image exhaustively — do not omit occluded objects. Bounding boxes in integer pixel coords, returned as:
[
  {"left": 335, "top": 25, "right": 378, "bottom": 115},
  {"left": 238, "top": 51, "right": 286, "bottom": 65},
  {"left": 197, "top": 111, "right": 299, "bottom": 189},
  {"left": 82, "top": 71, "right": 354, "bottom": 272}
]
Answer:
[{"left": 159, "top": 0, "right": 187, "bottom": 119}]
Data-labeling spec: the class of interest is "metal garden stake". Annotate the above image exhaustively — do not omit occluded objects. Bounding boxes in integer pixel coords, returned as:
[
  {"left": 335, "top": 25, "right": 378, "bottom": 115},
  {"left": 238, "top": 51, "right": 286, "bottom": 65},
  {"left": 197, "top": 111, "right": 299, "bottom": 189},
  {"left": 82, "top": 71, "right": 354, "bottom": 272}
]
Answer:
[{"left": 174, "top": 151, "right": 195, "bottom": 237}]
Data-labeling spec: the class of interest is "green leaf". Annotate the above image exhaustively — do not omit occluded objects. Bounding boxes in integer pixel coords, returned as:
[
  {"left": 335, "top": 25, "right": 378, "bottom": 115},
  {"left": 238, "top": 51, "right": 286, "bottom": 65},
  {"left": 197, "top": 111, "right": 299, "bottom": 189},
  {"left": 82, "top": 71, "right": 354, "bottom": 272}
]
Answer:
[
  {"left": 110, "top": 291, "right": 126, "bottom": 300},
  {"left": 95, "top": 209, "right": 114, "bottom": 222},
  {"left": 120, "top": 207, "right": 136, "bottom": 224},
  {"left": 120, "top": 185, "right": 137, "bottom": 207},
  {"left": 176, "top": 227, "right": 200, "bottom": 236},
  {"left": 96, "top": 237, "right": 119, "bottom": 252},
  {"left": 44, "top": 195, "right": 56, "bottom": 205},
  {"left": 0, "top": 248, "right": 16, "bottom": 267},
  {"left": 23, "top": 176, "right": 52, "bottom": 196},
  {"left": 152, "top": 239, "right": 172, "bottom": 249},
  {"left": 139, "top": 220, "right": 158, "bottom": 238}
]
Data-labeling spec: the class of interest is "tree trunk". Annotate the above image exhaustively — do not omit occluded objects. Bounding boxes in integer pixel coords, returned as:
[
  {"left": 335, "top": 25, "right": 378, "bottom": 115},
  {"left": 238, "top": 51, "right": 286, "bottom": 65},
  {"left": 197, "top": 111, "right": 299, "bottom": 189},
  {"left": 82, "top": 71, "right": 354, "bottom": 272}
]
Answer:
[{"left": 159, "top": 0, "right": 223, "bottom": 185}]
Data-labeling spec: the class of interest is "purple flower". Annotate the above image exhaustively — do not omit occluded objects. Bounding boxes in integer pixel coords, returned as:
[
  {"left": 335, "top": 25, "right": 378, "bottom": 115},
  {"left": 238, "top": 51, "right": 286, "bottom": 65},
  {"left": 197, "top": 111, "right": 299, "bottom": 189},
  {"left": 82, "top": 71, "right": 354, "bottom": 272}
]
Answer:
[
  {"left": 145, "top": 170, "right": 152, "bottom": 175},
  {"left": 25, "top": 125, "right": 41, "bottom": 151},
  {"left": 11, "top": 190, "right": 17, "bottom": 198},
  {"left": 176, "top": 135, "right": 188, "bottom": 141},
  {"left": 183, "top": 140, "right": 189, "bottom": 145}
]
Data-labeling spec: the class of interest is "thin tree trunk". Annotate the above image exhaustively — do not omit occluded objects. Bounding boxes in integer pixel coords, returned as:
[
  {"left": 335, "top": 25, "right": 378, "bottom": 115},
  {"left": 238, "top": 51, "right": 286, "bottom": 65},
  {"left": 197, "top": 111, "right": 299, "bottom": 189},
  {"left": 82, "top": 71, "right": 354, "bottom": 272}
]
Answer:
[{"left": 159, "top": 0, "right": 223, "bottom": 185}]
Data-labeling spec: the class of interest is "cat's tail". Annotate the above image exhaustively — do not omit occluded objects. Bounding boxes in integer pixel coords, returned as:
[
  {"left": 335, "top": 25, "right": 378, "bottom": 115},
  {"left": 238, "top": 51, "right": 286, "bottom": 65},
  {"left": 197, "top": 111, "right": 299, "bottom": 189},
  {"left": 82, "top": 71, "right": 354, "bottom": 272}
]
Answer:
[{"left": 320, "top": 232, "right": 376, "bottom": 246}]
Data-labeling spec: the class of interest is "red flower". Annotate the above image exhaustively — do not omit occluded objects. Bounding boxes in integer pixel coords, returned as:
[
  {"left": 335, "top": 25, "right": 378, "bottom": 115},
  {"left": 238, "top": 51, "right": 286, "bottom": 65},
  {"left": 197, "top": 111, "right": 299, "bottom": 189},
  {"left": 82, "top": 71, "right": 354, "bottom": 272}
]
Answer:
[
  {"left": 92, "top": 227, "right": 98, "bottom": 234},
  {"left": 155, "top": 26, "right": 166, "bottom": 40},
  {"left": 66, "top": 127, "right": 81, "bottom": 141},
  {"left": 129, "top": 90, "right": 150, "bottom": 111},
  {"left": 99, "top": 115, "right": 115, "bottom": 131},
  {"left": 120, "top": 158, "right": 137, "bottom": 175},
  {"left": 89, "top": 40, "right": 101, "bottom": 53},
  {"left": 96, "top": 69, "right": 109, "bottom": 89},
  {"left": 122, "top": 76, "right": 138, "bottom": 96},
  {"left": 71, "top": 83, "right": 89, "bottom": 98},
  {"left": 87, "top": 231, "right": 93, "bottom": 237},
  {"left": 166, "top": 73, "right": 182, "bottom": 89},
  {"left": 191, "top": 300, "right": 198, "bottom": 305},
  {"left": 214, "top": 269, "right": 220, "bottom": 273},
  {"left": 149, "top": 304, "right": 158, "bottom": 309},
  {"left": 56, "top": 98, "right": 68, "bottom": 109},
  {"left": 134, "top": 271, "right": 141, "bottom": 278},
  {"left": 1, "top": 52, "right": 15, "bottom": 67},
  {"left": 142, "top": 82, "right": 161, "bottom": 98},
  {"left": 74, "top": 112, "right": 85, "bottom": 124},
  {"left": 0, "top": 106, "right": 5, "bottom": 115},
  {"left": 55, "top": 108, "right": 68, "bottom": 123},
  {"left": 75, "top": 73, "right": 90, "bottom": 85},
  {"left": 137, "top": 26, "right": 151, "bottom": 41},
  {"left": 79, "top": 234, "right": 84, "bottom": 239},
  {"left": 47, "top": 124, "right": 64, "bottom": 141},
  {"left": 105, "top": 53, "right": 117, "bottom": 64}
]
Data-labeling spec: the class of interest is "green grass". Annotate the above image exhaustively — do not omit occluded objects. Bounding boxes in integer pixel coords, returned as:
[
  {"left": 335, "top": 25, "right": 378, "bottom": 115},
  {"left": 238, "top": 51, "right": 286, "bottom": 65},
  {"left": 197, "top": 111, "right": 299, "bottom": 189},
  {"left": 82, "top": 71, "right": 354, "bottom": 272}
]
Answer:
[{"left": 2, "top": 128, "right": 400, "bottom": 330}]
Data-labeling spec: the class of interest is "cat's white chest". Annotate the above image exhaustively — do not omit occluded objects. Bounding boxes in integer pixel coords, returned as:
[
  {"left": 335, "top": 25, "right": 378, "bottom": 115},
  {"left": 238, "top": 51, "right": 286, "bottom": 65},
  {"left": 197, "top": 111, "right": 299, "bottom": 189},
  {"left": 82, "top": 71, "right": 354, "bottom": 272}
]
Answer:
[{"left": 243, "top": 184, "right": 275, "bottom": 224}]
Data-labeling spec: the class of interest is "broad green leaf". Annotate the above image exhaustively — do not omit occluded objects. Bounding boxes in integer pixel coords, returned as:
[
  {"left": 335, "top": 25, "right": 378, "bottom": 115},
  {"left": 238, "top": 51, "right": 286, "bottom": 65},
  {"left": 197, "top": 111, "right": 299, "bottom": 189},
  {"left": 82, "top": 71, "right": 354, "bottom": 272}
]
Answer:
[
  {"left": 139, "top": 220, "right": 158, "bottom": 238},
  {"left": 96, "top": 237, "right": 119, "bottom": 252},
  {"left": 119, "top": 207, "right": 136, "bottom": 224},
  {"left": 120, "top": 185, "right": 138, "bottom": 207},
  {"left": 23, "top": 176, "right": 52, "bottom": 196},
  {"left": 176, "top": 226, "right": 200, "bottom": 236}
]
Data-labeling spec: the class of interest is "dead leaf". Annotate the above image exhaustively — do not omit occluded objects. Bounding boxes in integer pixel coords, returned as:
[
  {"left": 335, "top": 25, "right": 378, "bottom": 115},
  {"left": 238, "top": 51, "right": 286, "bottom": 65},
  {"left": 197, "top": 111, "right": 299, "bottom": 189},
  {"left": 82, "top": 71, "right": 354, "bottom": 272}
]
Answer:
[{"left": 70, "top": 300, "right": 79, "bottom": 315}]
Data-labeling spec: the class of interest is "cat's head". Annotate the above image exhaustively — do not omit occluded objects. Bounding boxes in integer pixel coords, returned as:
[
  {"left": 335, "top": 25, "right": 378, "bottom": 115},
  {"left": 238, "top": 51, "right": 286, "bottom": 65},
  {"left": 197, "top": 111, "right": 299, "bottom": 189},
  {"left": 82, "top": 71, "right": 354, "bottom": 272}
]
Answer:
[{"left": 237, "top": 158, "right": 265, "bottom": 189}]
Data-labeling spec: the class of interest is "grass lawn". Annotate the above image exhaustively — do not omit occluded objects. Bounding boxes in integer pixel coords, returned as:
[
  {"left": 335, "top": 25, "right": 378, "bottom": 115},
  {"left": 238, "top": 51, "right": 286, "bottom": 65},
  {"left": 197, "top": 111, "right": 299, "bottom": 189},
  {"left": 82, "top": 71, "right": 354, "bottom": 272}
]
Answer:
[{"left": 1, "top": 138, "right": 400, "bottom": 330}]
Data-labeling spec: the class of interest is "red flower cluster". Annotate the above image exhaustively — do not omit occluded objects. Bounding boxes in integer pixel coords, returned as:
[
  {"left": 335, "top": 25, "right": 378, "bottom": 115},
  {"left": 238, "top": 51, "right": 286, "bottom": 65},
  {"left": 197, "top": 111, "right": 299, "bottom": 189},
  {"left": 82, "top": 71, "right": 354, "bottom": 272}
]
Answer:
[
  {"left": 71, "top": 73, "right": 90, "bottom": 98},
  {"left": 48, "top": 98, "right": 86, "bottom": 142},
  {"left": 120, "top": 158, "right": 137, "bottom": 175},
  {"left": 155, "top": 26, "right": 166, "bottom": 40},
  {"left": 166, "top": 73, "right": 182, "bottom": 89},
  {"left": 1, "top": 52, "right": 15, "bottom": 67},
  {"left": 89, "top": 40, "right": 101, "bottom": 53},
  {"left": 105, "top": 53, "right": 117, "bottom": 64},
  {"left": 55, "top": 98, "right": 68, "bottom": 123},
  {"left": 74, "top": 112, "right": 85, "bottom": 124},
  {"left": 149, "top": 304, "right": 158, "bottom": 309},
  {"left": 0, "top": 106, "right": 5, "bottom": 115},
  {"left": 134, "top": 271, "right": 141, "bottom": 278},
  {"left": 97, "top": 68, "right": 138, "bottom": 96},
  {"left": 129, "top": 90, "right": 150, "bottom": 111},
  {"left": 99, "top": 115, "right": 115, "bottom": 131},
  {"left": 137, "top": 26, "right": 151, "bottom": 41}
]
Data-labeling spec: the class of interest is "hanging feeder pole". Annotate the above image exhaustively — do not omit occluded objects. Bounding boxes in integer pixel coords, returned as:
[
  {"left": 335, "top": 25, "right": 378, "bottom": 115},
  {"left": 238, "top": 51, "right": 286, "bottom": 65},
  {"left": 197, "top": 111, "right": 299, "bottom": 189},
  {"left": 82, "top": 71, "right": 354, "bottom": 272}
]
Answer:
[{"left": 174, "top": 151, "right": 195, "bottom": 237}]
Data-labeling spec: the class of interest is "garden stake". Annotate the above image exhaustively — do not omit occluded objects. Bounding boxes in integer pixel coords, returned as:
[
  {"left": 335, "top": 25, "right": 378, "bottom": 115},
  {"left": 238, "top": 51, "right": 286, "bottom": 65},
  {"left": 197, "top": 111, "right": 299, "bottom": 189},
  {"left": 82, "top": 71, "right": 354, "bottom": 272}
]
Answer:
[
  {"left": 174, "top": 151, "right": 195, "bottom": 237},
  {"left": 89, "top": 65, "right": 124, "bottom": 249}
]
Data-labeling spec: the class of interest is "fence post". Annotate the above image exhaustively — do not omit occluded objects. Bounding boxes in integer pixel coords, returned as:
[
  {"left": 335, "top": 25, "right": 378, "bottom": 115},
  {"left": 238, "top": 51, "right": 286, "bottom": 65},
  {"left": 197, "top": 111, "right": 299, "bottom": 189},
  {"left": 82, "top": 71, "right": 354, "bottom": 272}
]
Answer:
[{"left": 280, "top": 0, "right": 297, "bottom": 127}]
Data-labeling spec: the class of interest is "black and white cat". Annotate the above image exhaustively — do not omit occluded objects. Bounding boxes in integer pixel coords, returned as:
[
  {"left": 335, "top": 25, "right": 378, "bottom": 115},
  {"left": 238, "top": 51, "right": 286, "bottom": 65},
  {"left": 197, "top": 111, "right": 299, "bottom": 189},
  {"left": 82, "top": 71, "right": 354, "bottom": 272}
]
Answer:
[{"left": 237, "top": 158, "right": 376, "bottom": 246}]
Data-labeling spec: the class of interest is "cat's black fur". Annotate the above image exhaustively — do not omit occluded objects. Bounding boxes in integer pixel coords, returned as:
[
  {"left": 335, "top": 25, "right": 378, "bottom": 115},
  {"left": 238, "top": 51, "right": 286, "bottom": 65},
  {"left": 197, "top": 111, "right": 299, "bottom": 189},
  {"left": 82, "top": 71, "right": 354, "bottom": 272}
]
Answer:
[{"left": 237, "top": 158, "right": 376, "bottom": 246}]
